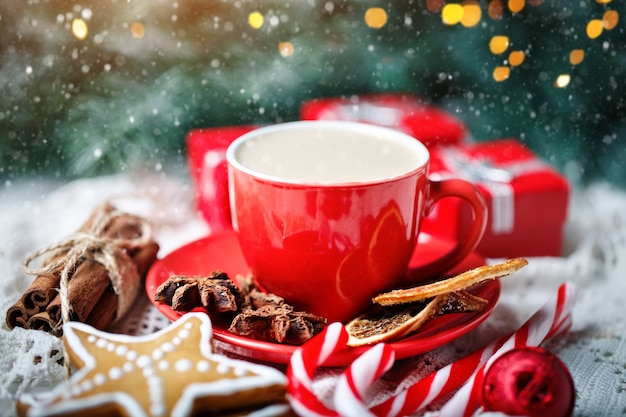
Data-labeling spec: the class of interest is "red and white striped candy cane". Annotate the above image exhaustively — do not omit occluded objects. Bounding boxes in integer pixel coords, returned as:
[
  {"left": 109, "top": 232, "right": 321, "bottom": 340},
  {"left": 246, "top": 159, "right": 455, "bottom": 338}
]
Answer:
[
  {"left": 287, "top": 322, "right": 397, "bottom": 417},
  {"left": 439, "top": 315, "right": 573, "bottom": 417},
  {"left": 371, "top": 281, "right": 577, "bottom": 417},
  {"left": 287, "top": 322, "right": 345, "bottom": 417},
  {"left": 333, "top": 343, "right": 396, "bottom": 417},
  {"left": 437, "top": 282, "right": 576, "bottom": 417},
  {"left": 288, "top": 282, "right": 576, "bottom": 417}
]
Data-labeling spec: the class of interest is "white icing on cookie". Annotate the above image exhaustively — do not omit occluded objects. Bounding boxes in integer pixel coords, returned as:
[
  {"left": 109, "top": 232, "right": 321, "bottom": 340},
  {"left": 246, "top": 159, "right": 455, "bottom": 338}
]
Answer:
[
  {"left": 93, "top": 373, "right": 106, "bottom": 386},
  {"left": 152, "top": 348, "right": 164, "bottom": 360},
  {"left": 108, "top": 367, "right": 123, "bottom": 380},
  {"left": 157, "top": 360, "right": 169, "bottom": 371},
  {"left": 197, "top": 360, "right": 210, "bottom": 373},
  {"left": 175, "top": 359, "right": 192, "bottom": 372},
  {"left": 126, "top": 350, "right": 138, "bottom": 361},
  {"left": 161, "top": 342, "right": 174, "bottom": 352}
]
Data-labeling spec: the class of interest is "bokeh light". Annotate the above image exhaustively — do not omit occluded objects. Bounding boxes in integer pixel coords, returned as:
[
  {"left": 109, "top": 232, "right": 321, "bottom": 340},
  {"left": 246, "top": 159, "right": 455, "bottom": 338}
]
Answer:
[
  {"left": 278, "top": 42, "right": 294, "bottom": 57},
  {"left": 488, "top": 0, "right": 505, "bottom": 19},
  {"left": 508, "top": 0, "right": 525, "bottom": 13},
  {"left": 569, "top": 49, "right": 585, "bottom": 65},
  {"left": 493, "top": 66, "right": 511, "bottom": 82},
  {"left": 509, "top": 50, "right": 525, "bottom": 66},
  {"left": 130, "top": 22, "right": 145, "bottom": 39},
  {"left": 442, "top": 4, "right": 464, "bottom": 26},
  {"left": 364, "top": 7, "right": 388, "bottom": 29},
  {"left": 555, "top": 74, "right": 571, "bottom": 88},
  {"left": 426, "top": 0, "right": 446, "bottom": 13},
  {"left": 586, "top": 19, "right": 604, "bottom": 39},
  {"left": 248, "top": 12, "right": 264, "bottom": 29},
  {"left": 461, "top": 1, "right": 482, "bottom": 28},
  {"left": 603, "top": 10, "right": 619, "bottom": 30},
  {"left": 489, "top": 35, "right": 510, "bottom": 54},
  {"left": 71, "top": 18, "right": 88, "bottom": 40}
]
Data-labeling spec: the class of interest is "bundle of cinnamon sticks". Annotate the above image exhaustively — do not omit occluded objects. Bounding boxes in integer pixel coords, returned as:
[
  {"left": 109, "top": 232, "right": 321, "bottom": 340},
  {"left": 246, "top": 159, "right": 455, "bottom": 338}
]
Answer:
[{"left": 5, "top": 202, "right": 159, "bottom": 336}]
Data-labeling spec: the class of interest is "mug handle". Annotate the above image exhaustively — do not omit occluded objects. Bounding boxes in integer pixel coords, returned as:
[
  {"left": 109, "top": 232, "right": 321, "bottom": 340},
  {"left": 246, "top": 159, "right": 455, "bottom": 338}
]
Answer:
[{"left": 406, "top": 178, "right": 488, "bottom": 282}]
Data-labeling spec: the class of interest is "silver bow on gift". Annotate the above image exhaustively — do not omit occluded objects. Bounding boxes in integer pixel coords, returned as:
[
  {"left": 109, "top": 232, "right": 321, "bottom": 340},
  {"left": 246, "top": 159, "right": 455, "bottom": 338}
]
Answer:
[{"left": 433, "top": 146, "right": 551, "bottom": 235}]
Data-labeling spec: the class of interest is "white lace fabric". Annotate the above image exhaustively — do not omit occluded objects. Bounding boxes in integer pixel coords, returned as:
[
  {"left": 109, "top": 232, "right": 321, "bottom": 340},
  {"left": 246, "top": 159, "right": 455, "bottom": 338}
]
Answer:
[{"left": 1, "top": 174, "right": 625, "bottom": 416}]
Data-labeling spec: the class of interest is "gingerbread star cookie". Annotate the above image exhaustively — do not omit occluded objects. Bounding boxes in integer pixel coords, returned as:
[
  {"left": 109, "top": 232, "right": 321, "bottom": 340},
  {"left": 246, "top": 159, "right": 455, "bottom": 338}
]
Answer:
[{"left": 16, "top": 312, "right": 291, "bottom": 417}]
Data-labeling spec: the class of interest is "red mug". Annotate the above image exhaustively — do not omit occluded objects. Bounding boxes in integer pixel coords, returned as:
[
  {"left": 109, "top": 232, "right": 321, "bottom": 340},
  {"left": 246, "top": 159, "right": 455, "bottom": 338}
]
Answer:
[{"left": 225, "top": 121, "right": 487, "bottom": 323}]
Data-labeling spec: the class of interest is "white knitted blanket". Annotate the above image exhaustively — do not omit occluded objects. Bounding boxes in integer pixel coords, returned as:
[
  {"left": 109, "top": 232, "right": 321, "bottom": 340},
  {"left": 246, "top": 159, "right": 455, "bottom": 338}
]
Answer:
[{"left": 1, "top": 174, "right": 625, "bottom": 416}]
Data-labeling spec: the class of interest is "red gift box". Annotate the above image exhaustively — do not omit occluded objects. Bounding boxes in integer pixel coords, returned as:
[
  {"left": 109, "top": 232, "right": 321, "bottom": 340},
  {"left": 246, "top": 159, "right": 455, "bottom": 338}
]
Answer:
[
  {"left": 421, "top": 139, "right": 570, "bottom": 258},
  {"left": 186, "top": 125, "right": 260, "bottom": 230},
  {"left": 300, "top": 93, "right": 467, "bottom": 148}
]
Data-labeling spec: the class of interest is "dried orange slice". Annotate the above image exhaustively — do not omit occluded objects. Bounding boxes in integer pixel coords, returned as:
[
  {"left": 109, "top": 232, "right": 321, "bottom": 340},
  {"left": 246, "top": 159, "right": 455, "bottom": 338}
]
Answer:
[
  {"left": 372, "top": 258, "right": 528, "bottom": 306},
  {"left": 345, "top": 290, "right": 488, "bottom": 347}
]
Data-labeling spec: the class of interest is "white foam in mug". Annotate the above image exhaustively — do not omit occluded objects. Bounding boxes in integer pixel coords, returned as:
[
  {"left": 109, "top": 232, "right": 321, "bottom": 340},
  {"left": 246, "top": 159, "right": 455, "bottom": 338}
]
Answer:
[{"left": 232, "top": 122, "right": 428, "bottom": 184}]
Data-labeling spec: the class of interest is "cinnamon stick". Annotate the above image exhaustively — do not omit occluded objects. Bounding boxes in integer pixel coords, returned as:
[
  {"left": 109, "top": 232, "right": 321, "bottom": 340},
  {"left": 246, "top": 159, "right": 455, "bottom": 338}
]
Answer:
[
  {"left": 86, "top": 289, "right": 118, "bottom": 330},
  {"left": 5, "top": 301, "right": 29, "bottom": 329},
  {"left": 5, "top": 209, "right": 103, "bottom": 329},
  {"left": 20, "top": 274, "right": 60, "bottom": 315},
  {"left": 5, "top": 202, "right": 159, "bottom": 335},
  {"left": 71, "top": 242, "right": 159, "bottom": 327},
  {"left": 131, "top": 241, "right": 160, "bottom": 276},
  {"left": 64, "top": 258, "right": 112, "bottom": 323},
  {"left": 27, "top": 311, "right": 57, "bottom": 336},
  {"left": 45, "top": 294, "right": 62, "bottom": 326},
  {"left": 44, "top": 252, "right": 145, "bottom": 331}
]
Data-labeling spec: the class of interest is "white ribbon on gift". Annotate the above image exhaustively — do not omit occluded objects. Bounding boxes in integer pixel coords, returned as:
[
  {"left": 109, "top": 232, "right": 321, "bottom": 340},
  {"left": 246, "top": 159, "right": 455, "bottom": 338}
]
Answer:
[
  {"left": 318, "top": 102, "right": 405, "bottom": 128},
  {"left": 433, "top": 147, "right": 551, "bottom": 235}
]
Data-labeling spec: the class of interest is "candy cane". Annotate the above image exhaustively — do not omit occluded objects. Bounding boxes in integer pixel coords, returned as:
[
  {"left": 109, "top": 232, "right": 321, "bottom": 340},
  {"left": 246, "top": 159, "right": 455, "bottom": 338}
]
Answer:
[
  {"left": 434, "top": 282, "right": 576, "bottom": 417},
  {"left": 371, "top": 281, "right": 577, "bottom": 417},
  {"left": 333, "top": 343, "right": 396, "bottom": 417},
  {"left": 287, "top": 322, "right": 345, "bottom": 417},
  {"left": 437, "top": 313, "right": 573, "bottom": 417},
  {"left": 287, "top": 323, "right": 397, "bottom": 417},
  {"left": 288, "top": 282, "right": 576, "bottom": 417}
]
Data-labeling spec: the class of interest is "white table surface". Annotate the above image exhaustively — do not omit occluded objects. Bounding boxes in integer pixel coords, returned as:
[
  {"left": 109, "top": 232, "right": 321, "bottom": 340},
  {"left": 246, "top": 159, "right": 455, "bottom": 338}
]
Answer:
[{"left": 1, "top": 173, "right": 625, "bottom": 416}]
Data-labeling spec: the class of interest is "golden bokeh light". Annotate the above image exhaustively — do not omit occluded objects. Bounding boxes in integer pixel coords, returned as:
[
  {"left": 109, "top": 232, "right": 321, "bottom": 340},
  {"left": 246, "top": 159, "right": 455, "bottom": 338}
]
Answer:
[
  {"left": 442, "top": 3, "right": 464, "bottom": 25},
  {"left": 130, "top": 22, "right": 145, "bottom": 39},
  {"left": 509, "top": 50, "right": 525, "bottom": 66},
  {"left": 586, "top": 19, "right": 604, "bottom": 39},
  {"left": 71, "top": 18, "right": 88, "bottom": 40},
  {"left": 424, "top": 0, "right": 613, "bottom": 85},
  {"left": 364, "top": 7, "right": 388, "bottom": 29},
  {"left": 569, "top": 49, "right": 585, "bottom": 65},
  {"left": 488, "top": 0, "right": 504, "bottom": 19},
  {"left": 555, "top": 74, "right": 571, "bottom": 88},
  {"left": 493, "top": 66, "right": 511, "bottom": 82},
  {"left": 603, "top": 10, "right": 619, "bottom": 30},
  {"left": 427, "top": 0, "right": 446, "bottom": 13},
  {"left": 248, "top": 12, "right": 264, "bottom": 29},
  {"left": 489, "top": 35, "right": 510, "bottom": 54},
  {"left": 508, "top": 0, "right": 525, "bottom": 13},
  {"left": 278, "top": 42, "right": 294, "bottom": 57},
  {"left": 461, "top": 1, "right": 482, "bottom": 28}
]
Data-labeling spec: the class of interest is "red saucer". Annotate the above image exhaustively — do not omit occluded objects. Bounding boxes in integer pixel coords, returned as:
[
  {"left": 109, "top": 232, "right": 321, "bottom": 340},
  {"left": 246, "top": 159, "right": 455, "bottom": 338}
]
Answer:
[{"left": 146, "top": 231, "right": 499, "bottom": 366}]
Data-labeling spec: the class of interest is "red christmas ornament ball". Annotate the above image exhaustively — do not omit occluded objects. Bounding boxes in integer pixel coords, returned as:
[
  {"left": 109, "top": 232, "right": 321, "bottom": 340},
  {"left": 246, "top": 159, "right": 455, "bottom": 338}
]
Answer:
[{"left": 482, "top": 347, "right": 575, "bottom": 417}]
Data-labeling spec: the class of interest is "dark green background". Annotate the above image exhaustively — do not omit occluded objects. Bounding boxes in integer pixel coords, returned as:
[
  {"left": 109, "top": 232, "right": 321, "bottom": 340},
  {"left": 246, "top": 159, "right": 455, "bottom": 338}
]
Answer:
[{"left": 1, "top": 0, "right": 624, "bottom": 187}]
